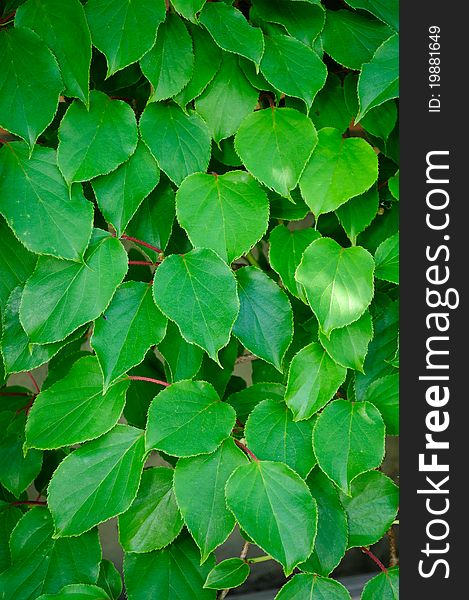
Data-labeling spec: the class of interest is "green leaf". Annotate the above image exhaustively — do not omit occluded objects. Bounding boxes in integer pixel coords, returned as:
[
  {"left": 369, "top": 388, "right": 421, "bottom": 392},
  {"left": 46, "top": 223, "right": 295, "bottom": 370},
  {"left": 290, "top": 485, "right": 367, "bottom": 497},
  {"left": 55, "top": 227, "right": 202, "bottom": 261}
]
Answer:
[
  {"left": 158, "top": 320, "right": 204, "bottom": 382},
  {"left": 140, "top": 102, "right": 211, "bottom": 186},
  {"left": 363, "top": 373, "right": 399, "bottom": 435},
  {"left": 322, "top": 9, "right": 391, "bottom": 70},
  {"left": 199, "top": 2, "right": 264, "bottom": 67},
  {"left": 204, "top": 558, "right": 249, "bottom": 590},
  {"left": 20, "top": 229, "right": 128, "bottom": 344},
  {"left": 345, "top": 0, "right": 399, "bottom": 32},
  {"left": 245, "top": 399, "right": 316, "bottom": 477},
  {"left": 260, "top": 32, "right": 327, "bottom": 108},
  {"left": 124, "top": 532, "right": 216, "bottom": 600},
  {"left": 310, "top": 74, "right": 352, "bottom": 133},
  {"left": 174, "top": 438, "right": 247, "bottom": 561},
  {"left": 85, "top": 0, "right": 165, "bottom": 76},
  {"left": 174, "top": 25, "right": 222, "bottom": 107},
  {"left": 0, "top": 27, "right": 62, "bottom": 148},
  {"left": 269, "top": 225, "right": 320, "bottom": 299},
  {"left": 48, "top": 424, "right": 145, "bottom": 536},
  {"left": 226, "top": 461, "right": 317, "bottom": 575},
  {"left": 0, "top": 411, "right": 42, "bottom": 496},
  {"left": 140, "top": 14, "right": 194, "bottom": 102},
  {"left": 0, "top": 508, "right": 101, "bottom": 600},
  {"left": 296, "top": 237, "right": 375, "bottom": 336},
  {"left": 152, "top": 249, "right": 239, "bottom": 361},
  {"left": 226, "top": 382, "right": 285, "bottom": 424},
  {"left": 177, "top": 171, "right": 269, "bottom": 263},
  {"left": 235, "top": 107, "right": 318, "bottom": 197},
  {"left": 0, "top": 505, "right": 21, "bottom": 571},
  {"left": 361, "top": 566, "right": 399, "bottom": 600},
  {"left": 195, "top": 336, "right": 238, "bottom": 398},
  {"left": 301, "top": 468, "right": 348, "bottom": 576},
  {"left": 336, "top": 186, "right": 379, "bottom": 245},
  {"left": 357, "top": 34, "right": 399, "bottom": 121},
  {"left": 0, "top": 217, "right": 36, "bottom": 310},
  {"left": 233, "top": 267, "right": 293, "bottom": 370},
  {"left": 375, "top": 233, "right": 399, "bottom": 284},
  {"left": 269, "top": 188, "right": 310, "bottom": 221},
  {"left": 57, "top": 90, "right": 138, "bottom": 184},
  {"left": 97, "top": 560, "right": 122, "bottom": 600},
  {"left": 0, "top": 143, "right": 93, "bottom": 260},
  {"left": 15, "top": 0, "right": 91, "bottom": 104},
  {"left": 313, "top": 400, "right": 385, "bottom": 494},
  {"left": 146, "top": 380, "right": 236, "bottom": 457},
  {"left": 275, "top": 573, "right": 351, "bottom": 600},
  {"left": 91, "top": 140, "right": 160, "bottom": 237},
  {"left": 299, "top": 128, "right": 378, "bottom": 217},
  {"left": 91, "top": 281, "right": 167, "bottom": 391},
  {"left": 319, "top": 311, "right": 373, "bottom": 372},
  {"left": 36, "top": 584, "right": 111, "bottom": 600},
  {"left": 171, "top": 0, "right": 206, "bottom": 23},
  {"left": 118, "top": 467, "right": 183, "bottom": 553},
  {"left": 252, "top": 0, "right": 325, "bottom": 46},
  {"left": 285, "top": 342, "right": 346, "bottom": 421},
  {"left": 195, "top": 53, "right": 258, "bottom": 144},
  {"left": 340, "top": 470, "right": 399, "bottom": 547},
  {"left": 388, "top": 170, "right": 399, "bottom": 200},
  {"left": 126, "top": 180, "right": 175, "bottom": 256},
  {"left": 25, "top": 355, "right": 128, "bottom": 450}
]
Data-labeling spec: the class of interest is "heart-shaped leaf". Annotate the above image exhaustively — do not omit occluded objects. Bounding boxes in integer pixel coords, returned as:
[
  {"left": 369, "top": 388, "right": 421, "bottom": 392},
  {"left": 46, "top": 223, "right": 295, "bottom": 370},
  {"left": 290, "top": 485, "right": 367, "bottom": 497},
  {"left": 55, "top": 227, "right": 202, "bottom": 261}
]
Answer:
[
  {"left": 204, "top": 558, "right": 249, "bottom": 590},
  {"left": 275, "top": 574, "right": 352, "bottom": 600}
]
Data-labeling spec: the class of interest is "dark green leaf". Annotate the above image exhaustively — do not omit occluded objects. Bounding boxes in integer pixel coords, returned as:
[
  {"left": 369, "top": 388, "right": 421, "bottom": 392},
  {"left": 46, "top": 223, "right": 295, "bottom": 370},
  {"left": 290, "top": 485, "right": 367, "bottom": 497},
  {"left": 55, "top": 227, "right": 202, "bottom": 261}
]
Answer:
[
  {"left": 336, "top": 186, "right": 379, "bottom": 245},
  {"left": 361, "top": 566, "right": 399, "bottom": 600},
  {"left": 275, "top": 573, "right": 351, "bottom": 599},
  {"left": 97, "top": 560, "right": 122, "bottom": 600},
  {"left": 363, "top": 373, "right": 399, "bottom": 435},
  {"left": 226, "top": 382, "right": 285, "bottom": 424},
  {"left": 345, "top": 0, "right": 398, "bottom": 32},
  {"left": 158, "top": 320, "right": 204, "bottom": 383}
]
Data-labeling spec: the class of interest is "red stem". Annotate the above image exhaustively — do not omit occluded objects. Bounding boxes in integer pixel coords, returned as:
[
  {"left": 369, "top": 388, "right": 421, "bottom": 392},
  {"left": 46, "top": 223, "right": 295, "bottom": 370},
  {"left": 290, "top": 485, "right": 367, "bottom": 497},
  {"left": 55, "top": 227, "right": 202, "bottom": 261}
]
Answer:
[
  {"left": 27, "top": 372, "right": 40, "bottom": 394},
  {"left": 127, "top": 375, "right": 169, "bottom": 387},
  {"left": 15, "top": 399, "right": 35, "bottom": 414},
  {"left": 234, "top": 439, "right": 258, "bottom": 462},
  {"left": 128, "top": 260, "right": 155, "bottom": 266},
  {"left": 0, "top": 11, "right": 15, "bottom": 24},
  {"left": 0, "top": 392, "right": 33, "bottom": 397},
  {"left": 120, "top": 234, "right": 162, "bottom": 255},
  {"left": 361, "top": 547, "right": 388, "bottom": 573},
  {"left": 11, "top": 500, "right": 46, "bottom": 507}
]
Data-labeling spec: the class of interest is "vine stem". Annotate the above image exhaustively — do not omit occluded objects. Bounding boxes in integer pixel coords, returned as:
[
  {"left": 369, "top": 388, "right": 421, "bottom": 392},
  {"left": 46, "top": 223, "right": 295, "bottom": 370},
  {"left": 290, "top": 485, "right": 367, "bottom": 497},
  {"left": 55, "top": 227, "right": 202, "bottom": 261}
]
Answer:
[
  {"left": 119, "top": 234, "right": 162, "bottom": 255},
  {"left": 361, "top": 547, "right": 388, "bottom": 573},
  {"left": 128, "top": 260, "right": 156, "bottom": 266},
  {"left": 387, "top": 528, "right": 399, "bottom": 567},
  {"left": 247, "top": 554, "right": 272, "bottom": 564},
  {"left": 27, "top": 372, "right": 40, "bottom": 394},
  {"left": 219, "top": 541, "right": 250, "bottom": 600},
  {"left": 127, "top": 375, "right": 169, "bottom": 387},
  {"left": 234, "top": 439, "right": 258, "bottom": 462},
  {"left": 11, "top": 500, "right": 46, "bottom": 507},
  {"left": 0, "top": 392, "right": 33, "bottom": 397}
]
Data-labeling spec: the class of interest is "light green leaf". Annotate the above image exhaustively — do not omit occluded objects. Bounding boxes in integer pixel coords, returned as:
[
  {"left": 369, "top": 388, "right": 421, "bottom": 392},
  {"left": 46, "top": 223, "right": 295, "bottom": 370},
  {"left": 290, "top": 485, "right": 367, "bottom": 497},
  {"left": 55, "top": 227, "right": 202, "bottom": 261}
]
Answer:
[
  {"left": 357, "top": 34, "right": 399, "bottom": 121},
  {"left": 345, "top": 0, "right": 399, "bottom": 32},
  {"left": 269, "top": 225, "right": 320, "bottom": 299},
  {"left": 171, "top": 0, "right": 206, "bottom": 23},
  {"left": 176, "top": 171, "right": 269, "bottom": 263},
  {"left": 389, "top": 170, "right": 399, "bottom": 200},
  {"left": 336, "top": 186, "right": 379, "bottom": 245},
  {"left": 174, "top": 438, "right": 247, "bottom": 561},
  {"left": 226, "top": 461, "right": 317, "bottom": 575},
  {"left": 235, "top": 107, "right": 317, "bottom": 197},
  {"left": 296, "top": 237, "right": 375, "bottom": 336},
  {"left": 48, "top": 424, "right": 145, "bottom": 536},
  {"left": 226, "top": 382, "right": 285, "bottom": 424},
  {"left": 340, "top": 470, "right": 399, "bottom": 547},
  {"left": 299, "top": 128, "right": 378, "bottom": 217},
  {"left": 204, "top": 558, "right": 249, "bottom": 590},
  {"left": 36, "top": 584, "right": 111, "bottom": 600},
  {"left": 97, "top": 560, "right": 122, "bottom": 600},
  {"left": 0, "top": 508, "right": 101, "bottom": 600},
  {"left": 15, "top": 0, "right": 91, "bottom": 104},
  {"left": 20, "top": 229, "right": 128, "bottom": 344},
  {"left": 313, "top": 400, "right": 385, "bottom": 494},
  {"left": 363, "top": 373, "right": 399, "bottom": 435},
  {"left": 91, "top": 140, "right": 160, "bottom": 237},
  {"left": 375, "top": 233, "right": 399, "bottom": 284},
  {"left": 319, "top": 311, "right": 373, "bottom": 372},
  {"left": 260, "top": 32, "right": 327, "bottom": 108},
  {"left": 140, "top": 14, "right": 194, "bottom": 102},
  {"left": 301, "top": 468, "right": 348, "bottom": 576},
  {"left": 152, "top": 249, "right": 239, "bottom": 361},
  {"left": 25, "top": 355, "right": 128, "bottom": 450},
  {"left": 158, "top": 320, "right": 204, "bottom": 383},
  {"left": 245, "top": 399, "right": 316, "bottom": 477},
  {"left": 199, "top": 2, "right": 264, "bottom": 67},
  {"left": 0, "top": 411, "right": 42, "bottom": 496},
  {"left": 91, "top": 281, "right": 167, "bottom": 391},
  {"left": 58, "top": 91, "right": 137, "bottom": 184},
  {"left": 275, "top": 574, "right": 351, "bottom": 600},
  {"left": 285, "top": 342, "right": 346, "bottom": 421},
  {"left": 146, "top": 380, "right": 236, "bottom": 457},
  {"left": 322, "top": 9, "right": 391, "bottom": 70},
  {"left": 233, "top": 267, "right": 293, "bottom": 370},
  {"left": 195, "top": 53, "right": 258, "bottom": 144},
  {"left": 118, "top": 467, "right": 183, "bottom": 553},
  {"left": 140, "top": 102, "right": 211, "bottom": 186},
  {"left": 174, "top": 24, "right": 222, "bottom": 107},
  {"left": 0, "top": 142, "right": 93, "bottom": 260},
  {"left": 361, "top": 566, "right": 399, "bottom": 600},
  {"left": 0, "top": 27, "right": 62, "bottom": 148},
  {"left": 124, "top": 532, "right": 216, "bottom": 600},
  {"left": 85, "top": 0, "right": 165, "bottom": 76}
]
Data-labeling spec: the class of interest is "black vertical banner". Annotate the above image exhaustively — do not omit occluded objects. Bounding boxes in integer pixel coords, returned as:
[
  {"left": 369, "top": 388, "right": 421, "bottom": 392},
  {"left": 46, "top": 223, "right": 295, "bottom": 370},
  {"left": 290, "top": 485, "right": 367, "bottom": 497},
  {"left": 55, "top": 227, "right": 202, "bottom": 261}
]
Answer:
[{"left": 400, "top": 4, "right": 467, "bottom": 597}]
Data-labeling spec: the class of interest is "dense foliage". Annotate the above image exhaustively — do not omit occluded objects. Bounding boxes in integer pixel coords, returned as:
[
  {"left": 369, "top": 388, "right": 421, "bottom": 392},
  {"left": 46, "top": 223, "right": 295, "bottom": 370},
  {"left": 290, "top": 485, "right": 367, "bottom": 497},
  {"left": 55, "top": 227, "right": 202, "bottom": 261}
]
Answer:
[{"left": 0, "top": 0, "right": 399, "bottom": 598}]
